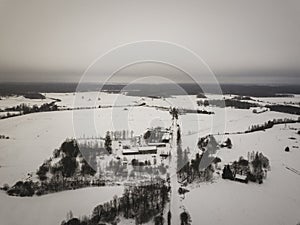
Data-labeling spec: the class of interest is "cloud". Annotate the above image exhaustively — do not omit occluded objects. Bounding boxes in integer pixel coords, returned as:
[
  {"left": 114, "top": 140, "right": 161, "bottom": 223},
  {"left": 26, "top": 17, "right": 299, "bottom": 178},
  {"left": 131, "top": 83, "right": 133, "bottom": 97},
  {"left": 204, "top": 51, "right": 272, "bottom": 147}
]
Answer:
[{"left": 0, "top": 0, "right": 299, "bottom": 83}]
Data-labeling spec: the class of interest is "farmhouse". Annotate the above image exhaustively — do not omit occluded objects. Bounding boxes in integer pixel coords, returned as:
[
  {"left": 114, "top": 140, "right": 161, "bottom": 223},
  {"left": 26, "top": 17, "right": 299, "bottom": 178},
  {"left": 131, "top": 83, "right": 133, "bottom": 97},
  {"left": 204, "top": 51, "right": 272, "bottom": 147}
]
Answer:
[
  {"left": 148, "top": 142, "right": 167, "bottom": 147},
  {"left": 145, "top": 127, "right": 170, "bottom": 144},
  {"left": 122, "top": 146, "right": 157, "bottom": 155},
  {"left": 234, "top": 174, "right": 248, "bottom": 183},
  {"left": 138, "top": 146, "right": 157, "bottom": 154},
  {"left": 122, "top": 148, "right": 139, "bottom": 155}
]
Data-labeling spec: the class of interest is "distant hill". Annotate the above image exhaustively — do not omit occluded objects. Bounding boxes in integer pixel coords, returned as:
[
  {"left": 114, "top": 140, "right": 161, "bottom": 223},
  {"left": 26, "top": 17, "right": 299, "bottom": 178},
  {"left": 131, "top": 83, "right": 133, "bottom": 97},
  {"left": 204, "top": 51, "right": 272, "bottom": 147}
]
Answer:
[{"left": 0, "top": 82, "right": 300, "bottom": 97}]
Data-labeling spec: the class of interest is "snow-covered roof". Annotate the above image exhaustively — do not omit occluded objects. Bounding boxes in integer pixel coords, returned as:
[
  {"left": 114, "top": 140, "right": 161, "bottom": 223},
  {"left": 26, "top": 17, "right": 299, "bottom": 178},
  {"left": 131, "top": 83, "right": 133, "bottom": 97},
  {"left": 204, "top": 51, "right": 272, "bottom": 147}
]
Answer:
[
  {"left": 235, "top": 174, "right": 247, "bottom": 180},
  {"left": 162, "top": 133, "right": 170, "bottom": 140},
  {"left": 138, "top": 146, "right": 157, "bottom": 151},
  {"left": 148, "top": 142, "right": 167, "bottom": 146},
  {"left": 122, "top": 149, "right": 139, "bottom": 154}
]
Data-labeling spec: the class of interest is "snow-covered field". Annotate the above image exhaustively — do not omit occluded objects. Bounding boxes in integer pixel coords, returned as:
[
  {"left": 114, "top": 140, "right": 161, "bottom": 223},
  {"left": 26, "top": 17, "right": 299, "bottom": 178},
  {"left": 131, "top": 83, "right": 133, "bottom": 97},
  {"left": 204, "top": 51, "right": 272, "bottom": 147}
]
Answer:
[
  {"left": 0, "top": 95, "right": 53, "bottom": 110},
  {"left": 184, "top": 124, "right": 300, "bottom": 225},
  {"left": 252, "top": 94, "right": 300, "bottom": 106},
  {"left": 180, "top": 106, "right": 298, "bottom": 152},
  {"left": 0, "top": 91, "right": 299, "bottom": 225},
  {"left": 0, "top": 186, "right": 123, "bottom": 225}
]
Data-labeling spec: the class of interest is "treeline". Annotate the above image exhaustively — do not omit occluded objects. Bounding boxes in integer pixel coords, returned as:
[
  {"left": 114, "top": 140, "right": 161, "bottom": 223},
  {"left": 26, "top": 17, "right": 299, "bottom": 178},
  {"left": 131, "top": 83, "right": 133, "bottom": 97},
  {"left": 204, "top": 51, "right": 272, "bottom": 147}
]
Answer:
[
  {"left": 0, "top": 101, "right": 151, "bottom": 120},
  {"left": 197, "top": 96, "right": 300, "bottom": 115},
  {"left": 104, "top": 157, "right": 167, "bottom": 181},
  {"left": 197, "top": 99, "right": 258, "bottom": 109},
  {"left": 246, "top": 117, "right": 300, "bottom": 133},
  {"left": 0, "top": 111, "right": 21, "bottom": 119},
  {"left": 108, "top": 129, "right": 134, "bottom": 141},
  {"left": 0, "top": 134, "right": 9, "bottom": 139},
  {"left": 130, "top": 159, "right": 167, "bottom": 176},
  {"left": 0, "top": 92, "right": 46, "bottom": 99},
  {"left": 61, "top": 181, "right": 170, "bottom": 225},
  {"left": 6, "top": 101, "right": 58, "bottom": 113},
  {"left": 6, "top": 139, "right": 100, "bottom": 197},
  {"left": 266, "top": 104, "right": 300, "bottom": 115},
  {"left": 180, "top": 108, "right": 214, "bottom": 115}
]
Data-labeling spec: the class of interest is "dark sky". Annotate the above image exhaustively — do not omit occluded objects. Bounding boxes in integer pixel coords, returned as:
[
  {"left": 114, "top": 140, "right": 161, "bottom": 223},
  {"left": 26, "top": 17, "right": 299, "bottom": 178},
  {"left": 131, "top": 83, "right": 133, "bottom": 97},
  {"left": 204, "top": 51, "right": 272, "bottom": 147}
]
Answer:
[{"left": 0, "top": 0, "right": 300, "bottom": 84}]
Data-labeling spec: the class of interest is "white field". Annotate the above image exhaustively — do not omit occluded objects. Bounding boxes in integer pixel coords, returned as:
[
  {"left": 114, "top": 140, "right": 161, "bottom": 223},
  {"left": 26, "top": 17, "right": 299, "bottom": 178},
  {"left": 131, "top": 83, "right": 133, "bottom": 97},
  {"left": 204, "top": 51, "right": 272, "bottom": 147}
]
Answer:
[
  {"left": 184, "top": 124, "right": 300, "bottom": 225},
  {"left": 252, "top": 94, "right": 300, "bottom": 106},
  {"left": 180, "top": 106, "right": 299, "bottom": 152},
  {"left": 0, "top": 186, "right": 123, "bottom": 225},
  {"left": 0, "top": 92, "right": 299, "bottom": 225},
  {"left": 0, "top": 95, "right": 53, "bottom": 110}
]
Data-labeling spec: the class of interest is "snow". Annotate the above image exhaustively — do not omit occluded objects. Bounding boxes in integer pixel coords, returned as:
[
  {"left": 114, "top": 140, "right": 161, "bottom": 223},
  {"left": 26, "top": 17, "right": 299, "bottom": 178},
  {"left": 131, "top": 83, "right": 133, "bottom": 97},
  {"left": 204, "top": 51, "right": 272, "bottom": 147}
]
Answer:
[
  {"left": 45, "top": 92, "right": 143, "bottom": 109},
  {"left": 0, "top": 106, "right": 173, "bottom": 185},
  {"left": 180, "top": 106, "right": 298, "bottom": 153},
  {"left": 0, "top": 111, "right": 75, "bottom": 185},
  {"left": 184, "top": 179, "right": 300, "bottom": 225},
  {"left": 0, "top": 91, "right": 299, "bottom": 225},
  {"left": 183, "top": 124, "right": 300, "bottom": 225},
  {"left": 252, "top": 94, "right": 300, "bottom": 106},
  {"left": 0, "top": 186, "right": 123, "bottom": 225},
  {"left": 0, "top": 95, "right": 53, "bottom": 110}
]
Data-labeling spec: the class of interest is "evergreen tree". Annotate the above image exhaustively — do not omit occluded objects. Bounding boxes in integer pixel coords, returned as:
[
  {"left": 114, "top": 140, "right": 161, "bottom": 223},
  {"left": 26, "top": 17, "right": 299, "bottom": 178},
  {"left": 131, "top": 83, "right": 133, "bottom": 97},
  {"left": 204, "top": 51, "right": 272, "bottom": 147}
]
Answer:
[
  {"left": 105, "top": 131, "right": 112, "bottom": 154},
  {"left": 222, "top": 165, "right": 234, "bottom": 180},
  {"left": 180, "top": 211, "right": 190, "bottom": 225},
  {"left": 167, "top": 211, "right": 171, "bottom": 225}
]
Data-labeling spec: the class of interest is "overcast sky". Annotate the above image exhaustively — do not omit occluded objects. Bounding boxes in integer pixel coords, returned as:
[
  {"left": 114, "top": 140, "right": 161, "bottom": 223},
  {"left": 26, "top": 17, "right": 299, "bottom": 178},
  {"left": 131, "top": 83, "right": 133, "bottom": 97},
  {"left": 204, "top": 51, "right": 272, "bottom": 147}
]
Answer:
[{"left": 0, "top": 0, "right": 300, "bottom": 84}]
